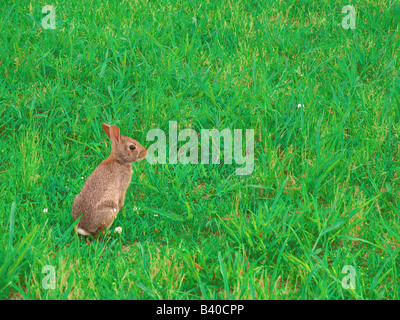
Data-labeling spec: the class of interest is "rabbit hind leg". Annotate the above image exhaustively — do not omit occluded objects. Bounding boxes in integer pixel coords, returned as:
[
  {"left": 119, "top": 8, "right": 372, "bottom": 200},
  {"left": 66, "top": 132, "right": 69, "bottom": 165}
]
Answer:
[{"left": 93, "top": 208, "right": 116, "bottom": 236}]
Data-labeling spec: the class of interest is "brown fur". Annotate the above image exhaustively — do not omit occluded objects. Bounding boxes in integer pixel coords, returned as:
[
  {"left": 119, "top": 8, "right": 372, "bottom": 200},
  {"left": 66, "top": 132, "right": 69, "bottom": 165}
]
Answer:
[{"left": 72, "top": 123, "right": 147, "bottom": 237}]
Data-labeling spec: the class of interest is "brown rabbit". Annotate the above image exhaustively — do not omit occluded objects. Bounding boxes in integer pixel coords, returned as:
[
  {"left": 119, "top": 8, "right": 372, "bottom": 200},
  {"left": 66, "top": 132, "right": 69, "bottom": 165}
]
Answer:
[{"left": 72, "top": 122, "right": 147, "bottom": 237}]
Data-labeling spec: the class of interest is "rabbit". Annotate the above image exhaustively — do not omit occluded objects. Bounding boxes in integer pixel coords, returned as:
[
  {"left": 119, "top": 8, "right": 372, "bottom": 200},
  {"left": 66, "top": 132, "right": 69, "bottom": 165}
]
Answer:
[{"left": 72, "top": 122, "right": 147, "bottom": 237}]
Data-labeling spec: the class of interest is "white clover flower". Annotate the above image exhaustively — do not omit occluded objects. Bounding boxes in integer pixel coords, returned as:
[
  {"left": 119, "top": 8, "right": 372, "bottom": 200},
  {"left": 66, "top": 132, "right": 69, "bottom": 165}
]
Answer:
[
  {"left": 43, "top": 208, "right": 48, "bottom": 213},
  {"left": 133, "top": 206, "right": 141, "bottom": 214},
  {"left": 114, "top": 226, "right": 122, "bottom": 234}
]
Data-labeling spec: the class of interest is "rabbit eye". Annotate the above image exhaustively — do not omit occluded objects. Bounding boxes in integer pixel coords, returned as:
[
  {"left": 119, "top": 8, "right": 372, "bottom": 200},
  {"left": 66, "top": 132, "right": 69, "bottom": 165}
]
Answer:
[{"left": 129, "top": 145, "right": 136, "bottom": 150}]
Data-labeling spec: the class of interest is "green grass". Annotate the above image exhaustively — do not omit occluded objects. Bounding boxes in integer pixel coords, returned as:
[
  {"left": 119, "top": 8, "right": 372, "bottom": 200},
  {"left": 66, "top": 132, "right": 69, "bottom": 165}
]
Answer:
[{"left": 1, "top": 0, "right": 399, "bottom": 300}]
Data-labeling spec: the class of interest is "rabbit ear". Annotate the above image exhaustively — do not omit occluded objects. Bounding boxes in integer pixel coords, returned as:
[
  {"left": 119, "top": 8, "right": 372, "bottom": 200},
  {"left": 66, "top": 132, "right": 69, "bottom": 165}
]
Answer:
[
  {"left": 102, "top": 122, "right": 111, "bottom": 137},
  {"left": 110, "top": 125, "right": 121, "bottom": 143},
  {"left": 102, "top": 123, "right": 120, "bottom": 143}
]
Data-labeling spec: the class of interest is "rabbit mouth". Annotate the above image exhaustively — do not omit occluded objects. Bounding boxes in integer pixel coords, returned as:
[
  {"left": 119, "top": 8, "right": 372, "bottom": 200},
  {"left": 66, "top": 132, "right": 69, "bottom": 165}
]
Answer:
[{"left": 138, "top": 150, "right": 147, "bottom": 161}]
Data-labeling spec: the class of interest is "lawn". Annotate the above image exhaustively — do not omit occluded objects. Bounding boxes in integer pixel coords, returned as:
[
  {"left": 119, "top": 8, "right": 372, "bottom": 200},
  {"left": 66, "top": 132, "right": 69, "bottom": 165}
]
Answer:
[{"left": 0, "top": 0, "right": 399, "bottom": 300}]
